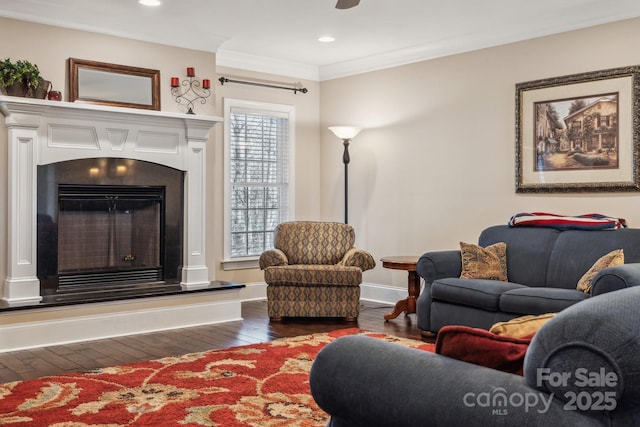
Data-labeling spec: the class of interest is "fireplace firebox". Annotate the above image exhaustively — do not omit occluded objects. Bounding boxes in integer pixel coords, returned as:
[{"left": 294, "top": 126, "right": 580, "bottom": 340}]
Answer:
[
  {"left": 37, "top": 158, "right": 184, "bottom": 297},
  {"left": 57, "top": 184, "right": 164, "bottom": 288}
]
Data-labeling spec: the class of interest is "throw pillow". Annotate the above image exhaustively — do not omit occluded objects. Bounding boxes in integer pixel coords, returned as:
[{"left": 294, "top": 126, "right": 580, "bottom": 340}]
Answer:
[
  {"left": 489, "top": 313, "right": 555, "bottom": 338},
  {"left": 459, "top": 241, "right": 508, "bottom": 281},
  {"left": 576, "top": 249, "right": 624, "bottom": 293},
  {"left": 435, "top": 325, "right": 532, "bottom": 375}
]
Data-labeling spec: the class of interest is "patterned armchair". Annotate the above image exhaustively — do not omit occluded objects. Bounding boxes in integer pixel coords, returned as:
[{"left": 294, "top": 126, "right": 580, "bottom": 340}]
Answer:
[{"left": 259, "top": 221, "right": 376, "bottom": 321}]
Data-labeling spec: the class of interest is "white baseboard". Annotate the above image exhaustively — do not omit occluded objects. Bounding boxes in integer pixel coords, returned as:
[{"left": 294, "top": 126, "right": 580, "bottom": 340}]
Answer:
[
  {"left": 0, "top": 289, "right": 242, "bottom": 353},
  {"left": 0, "top": 282, "right": 404, "bottom": 352},
  {"left": 360, "top": 282, "right": 407, "bottom": 304},
  {"left": 242, "top": 282, "right": 405, "bottom": 306},
  {"left": 239, "top": 281, "right": 268, "bottom": 301}
]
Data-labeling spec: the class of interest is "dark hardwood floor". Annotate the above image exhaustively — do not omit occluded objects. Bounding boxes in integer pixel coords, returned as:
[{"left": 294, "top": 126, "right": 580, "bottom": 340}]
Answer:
[{"left": 0, "top": 300, "right": 431, "bottom": 383}]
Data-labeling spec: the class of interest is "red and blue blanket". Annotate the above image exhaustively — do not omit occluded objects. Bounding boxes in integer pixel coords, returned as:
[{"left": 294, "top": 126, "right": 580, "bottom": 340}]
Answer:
[{"left": 508, "top": 212, "right": 626, "bottom": 230}]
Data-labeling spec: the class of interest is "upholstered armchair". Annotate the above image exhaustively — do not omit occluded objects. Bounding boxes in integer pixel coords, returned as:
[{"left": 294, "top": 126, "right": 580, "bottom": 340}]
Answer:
[{"left": 259, "top": 221, "right": 376, "bottom": 321}]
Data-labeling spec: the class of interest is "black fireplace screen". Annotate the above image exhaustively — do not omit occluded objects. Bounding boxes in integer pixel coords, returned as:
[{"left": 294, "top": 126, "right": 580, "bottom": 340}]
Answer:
[
  {"left": 57, "top": 185, "right": 164, "bottom": 288},
  {"left": 37, "top": 158, "right": 184, "bottom": 296}
]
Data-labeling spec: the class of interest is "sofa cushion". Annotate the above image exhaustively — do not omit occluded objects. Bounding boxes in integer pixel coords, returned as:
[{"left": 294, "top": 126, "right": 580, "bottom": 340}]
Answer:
[
  {"left": 436, "top": 325, "right": 532, "bottom": 375},
  {"left": 264, "top": 264, "right": 362, "bottom": 286},
  {"left": 431, "top": 278, "right": 525, "bottom": 311},
  {"left": 500, "top": 287, "right": 588, "bottom": 315},
  {"left": 459, "top": 241, "right": 507, "bottom": 281},
  {"left": 479, "top": 225, "right": 560, "bottom": 287},
  {"left": 490, "top": 313, "right": 555, "bottom": 338},
  {"left": 576, "top": 249, "right": 624, "bottom": 293},
  {"left": 546, "top": 229, "right": 640, "bottom": 289},
  {"left": 273, "top": 221, "right": 355, "bottom": 265}
]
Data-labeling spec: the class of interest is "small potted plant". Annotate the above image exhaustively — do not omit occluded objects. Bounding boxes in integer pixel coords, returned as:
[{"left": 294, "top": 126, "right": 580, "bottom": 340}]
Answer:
[{"left": 0, "top": 58, "right": 41, "bottom": 97}]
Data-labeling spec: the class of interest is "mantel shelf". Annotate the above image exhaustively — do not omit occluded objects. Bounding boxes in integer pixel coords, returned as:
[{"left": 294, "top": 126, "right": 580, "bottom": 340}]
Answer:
[{"left": 0, "top": 95, "right": 223, "bottom": 125}]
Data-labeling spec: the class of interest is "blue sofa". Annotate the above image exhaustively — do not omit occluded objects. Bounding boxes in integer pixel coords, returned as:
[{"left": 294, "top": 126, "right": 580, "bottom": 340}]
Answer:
[
  {"left": 310, "top": 285, "right": 640, "bottom": 426},
  {"left": 416, "top": 225, "right": 640, "bottom": 335}
]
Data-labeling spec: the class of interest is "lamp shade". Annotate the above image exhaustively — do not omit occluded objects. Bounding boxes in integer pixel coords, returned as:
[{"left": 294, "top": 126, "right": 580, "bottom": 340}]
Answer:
[{"left": 329, "top": 126, "right": 361, "bottom": 140}]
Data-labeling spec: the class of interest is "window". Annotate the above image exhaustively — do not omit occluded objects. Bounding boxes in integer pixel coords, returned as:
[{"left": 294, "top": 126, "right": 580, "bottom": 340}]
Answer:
[
  {"left": 598, "top": 115, "right": 610, "bottom": 128},
  {"left": 223, "top": 99, "right": 294, "bottom": 268}
]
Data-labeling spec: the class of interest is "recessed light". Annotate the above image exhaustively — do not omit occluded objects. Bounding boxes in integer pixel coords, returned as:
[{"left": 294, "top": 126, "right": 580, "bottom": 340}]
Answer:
[
  {"left": 318, "top": 36, "right": 336, "bottom": 43},
  {"left": 139, "top": 0, "right": 161, "bottom": 6}
]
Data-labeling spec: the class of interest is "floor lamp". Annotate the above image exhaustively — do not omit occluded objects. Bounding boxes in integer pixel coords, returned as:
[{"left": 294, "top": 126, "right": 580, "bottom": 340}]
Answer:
[{"left": 328, "top": 126, "right": 361, "bottom": 224}]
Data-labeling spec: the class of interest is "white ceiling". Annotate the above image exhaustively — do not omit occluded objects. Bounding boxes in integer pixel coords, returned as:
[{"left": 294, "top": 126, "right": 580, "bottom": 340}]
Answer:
[{"left": 2, "top": 0, "right": 640, "bottom": 81}]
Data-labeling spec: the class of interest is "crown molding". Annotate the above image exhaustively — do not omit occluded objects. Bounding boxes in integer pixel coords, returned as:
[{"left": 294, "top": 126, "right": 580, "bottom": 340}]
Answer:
[
  {"left": 216, "top": 34, "right": 512, "bottom": 82},
  {"left": 219, "top": 13, "right": 640, "bottom": 82},
  {"left": 318, "top": 44, "right": 448, "bottom": 81},
  {"left": 215, "top": 45, "right": 450, "bottom": 82},
  {"left": 216, "top": 49, "right": 320, "bottom": 82}
]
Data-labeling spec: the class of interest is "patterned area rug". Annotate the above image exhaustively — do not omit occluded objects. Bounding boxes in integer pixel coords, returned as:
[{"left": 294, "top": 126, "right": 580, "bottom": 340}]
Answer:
[{"left": 0, "top": 328, "right": 434, "bottom": 426}]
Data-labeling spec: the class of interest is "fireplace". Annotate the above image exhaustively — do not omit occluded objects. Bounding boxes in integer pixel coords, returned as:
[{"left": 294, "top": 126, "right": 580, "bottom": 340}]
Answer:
[
  {"left": 37, "top": 158, "right": 185, "bottom": 297},
  {"left": 1, "top": 96, "right": 221, "bottom": 307},
  {"left": 0, "top": 98, "right": 250, "bottom": 352}
]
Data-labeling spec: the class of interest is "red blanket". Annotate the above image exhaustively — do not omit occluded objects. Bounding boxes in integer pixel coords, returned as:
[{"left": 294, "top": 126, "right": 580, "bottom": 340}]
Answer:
[{"left": 508, "top": 212, "right": 626, "bottom": 230}]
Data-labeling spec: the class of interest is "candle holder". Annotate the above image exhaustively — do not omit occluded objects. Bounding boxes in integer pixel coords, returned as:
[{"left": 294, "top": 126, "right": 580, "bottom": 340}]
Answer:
[{"left": 170, "top": 68, "right": 211, "bottom": 114}]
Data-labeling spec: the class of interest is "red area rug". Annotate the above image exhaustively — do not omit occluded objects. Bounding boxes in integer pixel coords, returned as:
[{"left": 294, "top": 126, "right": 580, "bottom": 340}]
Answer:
[{"left": 0, "top": 328, "right": 434, "bottom": 426}]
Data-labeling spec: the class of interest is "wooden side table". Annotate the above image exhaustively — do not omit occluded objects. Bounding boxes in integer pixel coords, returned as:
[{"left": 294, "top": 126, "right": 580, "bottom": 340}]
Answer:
[{"left": 380, "top": 256, "right": 421, "bottom": 321}]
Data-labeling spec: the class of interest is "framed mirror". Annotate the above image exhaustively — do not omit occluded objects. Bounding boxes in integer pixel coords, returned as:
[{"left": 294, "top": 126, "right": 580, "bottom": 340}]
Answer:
[{"left": 68, "top": 58, "right": 160, "bottom": 110}]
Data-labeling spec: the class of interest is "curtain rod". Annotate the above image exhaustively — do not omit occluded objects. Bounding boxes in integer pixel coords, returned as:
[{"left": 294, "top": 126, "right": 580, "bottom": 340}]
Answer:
[{"left": 218, "top": 77, "right": 308, "bottom": 94}]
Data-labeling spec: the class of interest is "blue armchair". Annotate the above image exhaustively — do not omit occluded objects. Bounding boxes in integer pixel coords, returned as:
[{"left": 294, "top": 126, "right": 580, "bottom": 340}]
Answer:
[{"left": 310, "top": 286, "right": 640, "bottom": 426}]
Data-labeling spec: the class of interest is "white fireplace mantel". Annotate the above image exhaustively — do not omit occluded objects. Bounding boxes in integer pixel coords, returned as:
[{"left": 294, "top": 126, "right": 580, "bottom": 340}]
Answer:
[{"left": 0, "top": 96, "right": 222, "bottom": 306}]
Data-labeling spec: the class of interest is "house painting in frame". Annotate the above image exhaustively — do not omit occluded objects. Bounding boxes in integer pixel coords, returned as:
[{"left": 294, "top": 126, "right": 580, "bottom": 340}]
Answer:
[
  {"left": 515, "top": 65, "right": 640, "bottom": 193},
  {"left": 534, "top": 93, "right": 619, "bottom": 172}
]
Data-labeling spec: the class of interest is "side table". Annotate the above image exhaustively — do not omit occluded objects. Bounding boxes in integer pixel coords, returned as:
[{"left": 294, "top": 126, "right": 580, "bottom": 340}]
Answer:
[{"left": 380, "top": 256, "right": 421, "bottom": 321}]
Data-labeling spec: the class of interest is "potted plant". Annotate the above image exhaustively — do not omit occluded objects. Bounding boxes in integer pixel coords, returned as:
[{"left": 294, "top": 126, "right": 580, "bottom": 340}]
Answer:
[{"left": 0, "top": 58, "right": 41, "bottom": 97}]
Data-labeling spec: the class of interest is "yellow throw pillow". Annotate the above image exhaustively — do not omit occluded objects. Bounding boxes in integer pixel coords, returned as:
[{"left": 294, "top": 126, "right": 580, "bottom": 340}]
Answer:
[
  {"left": 576, "top": 249, "right": 624, "bottom": 293},
  {"left": 490, "top": 313, "right": 555, "bottom": 338},
  {"left": 459, "top": 241, "right": 508, "bottom": 281}
]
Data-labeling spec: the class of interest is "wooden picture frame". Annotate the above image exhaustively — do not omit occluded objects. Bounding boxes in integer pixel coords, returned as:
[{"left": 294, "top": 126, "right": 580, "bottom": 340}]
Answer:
[
  {"left": 515, "top": 66, "right": 640, "bottom": 192},
  {"left": 68, "top": 58, "right": 160, "bottom": 110}
]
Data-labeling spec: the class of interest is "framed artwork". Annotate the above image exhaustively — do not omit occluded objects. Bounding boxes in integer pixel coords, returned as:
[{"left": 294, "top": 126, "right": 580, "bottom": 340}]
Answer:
[{"left": 515, "top": 65, "right": 640, "bottom": 192}]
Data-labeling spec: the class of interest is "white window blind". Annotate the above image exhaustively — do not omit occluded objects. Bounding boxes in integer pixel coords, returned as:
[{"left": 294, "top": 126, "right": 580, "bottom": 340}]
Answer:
[{"left": 225, "top": 100, "right": 293, "bottom": 259}]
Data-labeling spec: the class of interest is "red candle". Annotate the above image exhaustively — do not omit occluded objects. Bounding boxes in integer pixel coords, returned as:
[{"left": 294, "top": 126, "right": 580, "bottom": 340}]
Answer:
[
  {"left": 170, "top": 77, "right": 179, "bottom": 87},
  {"left": 187, "top": 67, "right": 195, "bottom": 77},
  {"left": 202, "top": 79, "right": 211, "bottom": 89}
]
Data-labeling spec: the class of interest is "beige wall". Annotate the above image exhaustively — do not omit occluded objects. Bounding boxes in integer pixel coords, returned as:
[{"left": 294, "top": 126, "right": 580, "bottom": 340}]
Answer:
[
  {"left": 0, "top": 18, "right": 216, "bottom": 115},
  {"left": 319, "top": 17, "right": 640, "bottom": 288}
]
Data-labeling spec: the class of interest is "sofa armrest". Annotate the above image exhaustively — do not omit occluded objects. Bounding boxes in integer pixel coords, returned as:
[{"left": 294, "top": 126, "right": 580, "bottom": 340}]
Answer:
[
  {"left": 590, "top": 263, "right": 640, "bottom": 296},
  {"left": 339, "top": 248, "right": 376, "bottom": 271},
  {"left": 310, "top": 335, "right": 604, "bottom": 427},
  {"left": 416, "top": 250, "right": 462, "bottom": 283},
  {"left": 258, "top": 249, "right": 288, "bottom": 270}
]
